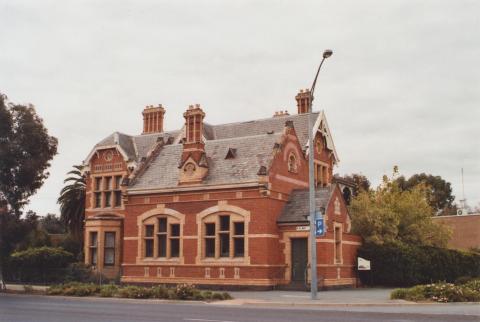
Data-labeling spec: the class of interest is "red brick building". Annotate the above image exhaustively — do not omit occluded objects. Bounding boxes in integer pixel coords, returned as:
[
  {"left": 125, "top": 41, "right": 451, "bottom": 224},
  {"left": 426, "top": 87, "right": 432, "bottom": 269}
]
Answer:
[{"left": 82, "top": 89, "right": 361, "bottom": 289}]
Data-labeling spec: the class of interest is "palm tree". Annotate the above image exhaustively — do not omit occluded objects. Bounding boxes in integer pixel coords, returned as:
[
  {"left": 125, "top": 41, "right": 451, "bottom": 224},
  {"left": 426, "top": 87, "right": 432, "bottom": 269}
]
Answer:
[{"left": 58, "top": 165, "right": 86, "bottom": 241}]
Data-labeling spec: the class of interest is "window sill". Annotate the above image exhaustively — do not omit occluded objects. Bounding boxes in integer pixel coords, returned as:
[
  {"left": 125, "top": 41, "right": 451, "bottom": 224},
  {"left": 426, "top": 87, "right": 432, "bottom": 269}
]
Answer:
[
  {"left": 140, "top": 258, "right": 182, "bottom": 263},
  {"left": 200, "top": 257, "right": 246, "bottom": 264}
]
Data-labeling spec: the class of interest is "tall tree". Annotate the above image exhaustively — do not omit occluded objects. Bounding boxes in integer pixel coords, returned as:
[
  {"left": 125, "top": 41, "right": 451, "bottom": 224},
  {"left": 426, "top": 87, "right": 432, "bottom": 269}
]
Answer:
[
  {"left": 394, "top": 173, "right": 455, "bottom": 215},
  {"left": 350, "top": 169, "right": 451, "bottom": 247},
  {"left": 0, "top": 93, "right": 57, "bottom": 290},
  {"left": 58, "top": 165, "right": 86, "bottom": 241},
  {"left": 341, "top": 173, "right": 371, "bottom": 196}
]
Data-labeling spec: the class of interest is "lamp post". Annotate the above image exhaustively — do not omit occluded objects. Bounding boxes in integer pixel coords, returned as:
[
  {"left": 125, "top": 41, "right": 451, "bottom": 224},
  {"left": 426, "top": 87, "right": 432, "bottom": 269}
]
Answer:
[{"left": 308, "top": 49, "right": 333, "bottom": 300}]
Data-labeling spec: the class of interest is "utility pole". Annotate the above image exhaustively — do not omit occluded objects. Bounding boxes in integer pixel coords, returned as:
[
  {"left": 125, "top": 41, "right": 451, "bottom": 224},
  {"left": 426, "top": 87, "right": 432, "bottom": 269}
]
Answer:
[{"left": 308, "top": 49, "right": 332, "bottom": 300}]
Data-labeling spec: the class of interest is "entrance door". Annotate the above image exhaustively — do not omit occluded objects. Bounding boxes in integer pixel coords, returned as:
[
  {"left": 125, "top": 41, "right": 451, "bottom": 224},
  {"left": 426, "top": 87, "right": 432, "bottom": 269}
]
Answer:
[{"left": 291, "top": 238, "right": 308, "bottom": 283}]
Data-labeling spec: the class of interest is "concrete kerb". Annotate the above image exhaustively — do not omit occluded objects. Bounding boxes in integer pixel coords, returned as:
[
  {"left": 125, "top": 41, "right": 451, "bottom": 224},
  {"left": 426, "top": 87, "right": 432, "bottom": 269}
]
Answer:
[{"left": 5, "top": 284, "right": 480, "bottom": 308}]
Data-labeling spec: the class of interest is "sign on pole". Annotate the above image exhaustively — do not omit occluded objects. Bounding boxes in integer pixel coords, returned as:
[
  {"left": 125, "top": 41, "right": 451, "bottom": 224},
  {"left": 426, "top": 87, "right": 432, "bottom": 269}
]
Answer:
[{"left": 315, "top": 217, "right": 325, "bottom": 237}]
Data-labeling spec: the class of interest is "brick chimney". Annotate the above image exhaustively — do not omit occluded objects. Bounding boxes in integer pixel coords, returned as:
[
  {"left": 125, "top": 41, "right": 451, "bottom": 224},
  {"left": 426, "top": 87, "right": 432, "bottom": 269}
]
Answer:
[
  {"left": 142, "top": 104, "right": 165, "bottom": 134},
  {"left": 178, "top": 104, "right": 208, "bottom": 184},
  {"left": 295, "top": 89, "right": 311, "bottom": 114}
]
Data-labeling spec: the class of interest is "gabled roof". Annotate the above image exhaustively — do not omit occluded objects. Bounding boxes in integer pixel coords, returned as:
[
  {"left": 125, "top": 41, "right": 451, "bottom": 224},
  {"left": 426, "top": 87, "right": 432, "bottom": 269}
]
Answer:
[
  {"left": 129, "top": 133, "right": 281, "bottom": 190},
  {"left": 277, "top": 186, "right": 335, "bottom": 224},
  {"left": 83, "top": 131, "right": 179, "bottom": 164},
  {"left": 83, "top": 110, "right": 340, "bottom": 187}
]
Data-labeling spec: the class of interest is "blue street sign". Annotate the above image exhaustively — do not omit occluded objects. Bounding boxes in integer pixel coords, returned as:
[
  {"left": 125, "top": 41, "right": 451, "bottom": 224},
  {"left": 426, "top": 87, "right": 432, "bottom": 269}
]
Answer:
[{"left": 315, "top": 217, "right": 325, "bottom": 237}]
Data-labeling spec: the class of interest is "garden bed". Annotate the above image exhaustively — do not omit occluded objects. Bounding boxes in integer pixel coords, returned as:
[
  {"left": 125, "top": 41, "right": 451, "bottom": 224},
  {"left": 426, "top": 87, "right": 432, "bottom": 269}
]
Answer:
[
  {"left": 391, "top": 278, "right": 480, "bottom": 302},
  {"left": 45, "top": 283, "right": 232, "bottom": 301}
]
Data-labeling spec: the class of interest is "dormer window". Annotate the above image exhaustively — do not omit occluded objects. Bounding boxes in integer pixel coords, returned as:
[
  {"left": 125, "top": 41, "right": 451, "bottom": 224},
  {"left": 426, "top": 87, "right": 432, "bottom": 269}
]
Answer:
[
  {"left": 288, "top": 152, "right": 298, "bottom": 173},
  {"left": 225, "top": 148, "right": 237, "bottom": 159}
]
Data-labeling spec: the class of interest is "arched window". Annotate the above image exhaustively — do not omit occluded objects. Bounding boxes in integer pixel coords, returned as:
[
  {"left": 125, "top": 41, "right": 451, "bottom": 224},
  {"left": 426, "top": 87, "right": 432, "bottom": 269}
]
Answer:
[
  {"left": 287, "top": 152, "right": 298, "bottom": 173},
  {"left": 202, "top": 213, "right": 245, "bottom": 259},
  {"left": 143, "top": 215, "right": 181, "bottom": 259}
]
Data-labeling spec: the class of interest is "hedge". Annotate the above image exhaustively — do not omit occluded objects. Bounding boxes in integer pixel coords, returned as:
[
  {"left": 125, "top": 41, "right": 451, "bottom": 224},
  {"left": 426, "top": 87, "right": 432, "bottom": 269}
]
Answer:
[
  {"left": 8, "top": 247, "right": 75, "bottom": 283},
  {"left": 357, "top": 243, "right": 480, "bottom": 287}
]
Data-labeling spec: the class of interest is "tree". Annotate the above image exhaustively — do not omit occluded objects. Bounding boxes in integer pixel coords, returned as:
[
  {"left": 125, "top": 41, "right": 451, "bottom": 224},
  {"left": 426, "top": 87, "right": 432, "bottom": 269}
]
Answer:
[
  {"left": 349, "top": 169, "right": 451, "bottom": 247},
  {"left": 0, "top": 94, "right": 58, "bottom": 215},
  {"left": 39, "top": 213, "right": 66, "bottom": 234},
  {"left": 341, "top": 173, "right": 371, "bottom": 196},
  {"left": 58, "top": 165, "right": 86, "bottom": 241},
  {"left": 394, "top": 173, "right": 455, "bottom": 215},
  {"left": 0, "top": 93, "right": 57, "bottom": 290}
]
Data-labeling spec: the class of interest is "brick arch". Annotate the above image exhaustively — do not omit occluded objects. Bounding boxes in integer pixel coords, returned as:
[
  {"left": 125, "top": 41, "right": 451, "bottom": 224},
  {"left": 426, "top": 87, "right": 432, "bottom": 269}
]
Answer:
[{"left": 136, "top": 204, "right": 185, "bottom": 226}]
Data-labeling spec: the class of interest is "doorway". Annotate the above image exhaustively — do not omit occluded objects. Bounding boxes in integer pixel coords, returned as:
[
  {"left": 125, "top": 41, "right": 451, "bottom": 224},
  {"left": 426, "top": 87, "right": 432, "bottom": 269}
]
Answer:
[{"left": 291, "top": 238, "right": 308, "bottom": 286}]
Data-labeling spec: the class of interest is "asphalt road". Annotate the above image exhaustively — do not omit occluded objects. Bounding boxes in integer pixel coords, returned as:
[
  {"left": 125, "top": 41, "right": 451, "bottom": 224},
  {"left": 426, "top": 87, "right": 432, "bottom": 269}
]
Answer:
[{"left": 0, "top": 293, "right": 478, "bottom": 322}]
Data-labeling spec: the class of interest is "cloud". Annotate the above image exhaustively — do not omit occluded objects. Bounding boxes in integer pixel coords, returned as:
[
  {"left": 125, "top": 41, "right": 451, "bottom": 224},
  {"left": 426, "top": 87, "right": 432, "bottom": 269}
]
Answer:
[{"left": 0, "top": 0, "right": 478, "bottom": 213}]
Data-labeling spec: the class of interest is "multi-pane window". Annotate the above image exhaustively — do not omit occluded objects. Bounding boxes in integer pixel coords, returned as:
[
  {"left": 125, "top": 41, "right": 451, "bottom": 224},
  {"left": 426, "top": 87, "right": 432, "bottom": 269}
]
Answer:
[
  {"left": 104, "top": 232, "right": 116, "bottom": 266},
  {"left": 89, "top": 232, "right": 98, "bottom": 266},
  {"left": 143, "top": 217, "right": 181, "bottom": 259},
  {"left": 92, "top": 175, "right": 123, "bottom": 208},
  {"left": 334, "top": 226, "right": 342, "bottom": 264},
  {"left": 203, "top": 215, "right": 245, "bottom": 259}
]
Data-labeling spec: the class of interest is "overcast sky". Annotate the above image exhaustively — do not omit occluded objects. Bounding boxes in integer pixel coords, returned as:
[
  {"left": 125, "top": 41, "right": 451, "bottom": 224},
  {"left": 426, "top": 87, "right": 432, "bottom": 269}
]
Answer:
[{"left": 1, "top": 0, "right": 479, "bottom": 215}]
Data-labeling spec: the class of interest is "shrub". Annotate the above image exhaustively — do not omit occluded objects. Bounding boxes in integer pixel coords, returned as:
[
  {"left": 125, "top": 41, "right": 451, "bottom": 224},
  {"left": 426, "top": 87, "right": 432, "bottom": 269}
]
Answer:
[
  {"left": 118, "top": 286, "right": 152, "bottom": 299},
  {"left": 202, "top": 291, "right": 213, "bottom": 300},
  {"left": 391, "top": 281, "right": 480, "bottom": 302},
  {"left": 151, "top": 285, "right": 169, "bottom": 299},
  {"left": 175, "top": 283, "right": 195, "bottom": 300},
  {"left": 45, "top": 282, "right": 231, "bottom": 301},
  {"left": 191, "top": 290, "right": 205, "bottom": 301},
  {"left": 9, "top": 247, "right": 74, "bottom": 283},
  {"left": 358, "top": 243, "right": 480, "bottom": 287},
  {"left": 61, "top": 283, "right": 100, "bottom": 297},
  {"left": 212, "top": 292, "right": 224, "bottom": 300},
  {"left": 100, "top": 284, "right": 118, "bottom": 297},
  {"left": 221, "top": 292, "right": 232, "bottom": 300},
  {"left": 64, "top": 263, "right": 95, "bottom": 282}
]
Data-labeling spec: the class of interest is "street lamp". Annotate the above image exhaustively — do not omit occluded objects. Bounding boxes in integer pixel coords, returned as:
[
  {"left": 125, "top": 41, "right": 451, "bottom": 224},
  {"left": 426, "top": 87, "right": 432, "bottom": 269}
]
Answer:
[{"left": 308, "top": 49, "right": 333, "bottom": 300}]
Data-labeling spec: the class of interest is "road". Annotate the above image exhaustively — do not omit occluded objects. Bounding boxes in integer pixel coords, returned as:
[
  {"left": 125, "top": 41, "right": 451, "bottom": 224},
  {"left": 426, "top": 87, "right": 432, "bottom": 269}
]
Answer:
[{"left": 0, "top": 293, "right": 478, "bottom": 322}]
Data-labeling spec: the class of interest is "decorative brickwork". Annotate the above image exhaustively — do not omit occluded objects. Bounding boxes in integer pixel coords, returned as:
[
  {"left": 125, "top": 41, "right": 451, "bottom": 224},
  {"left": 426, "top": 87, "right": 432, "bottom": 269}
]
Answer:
[{"left": 82, "top": 91, "right": 361, "bottom": 287}]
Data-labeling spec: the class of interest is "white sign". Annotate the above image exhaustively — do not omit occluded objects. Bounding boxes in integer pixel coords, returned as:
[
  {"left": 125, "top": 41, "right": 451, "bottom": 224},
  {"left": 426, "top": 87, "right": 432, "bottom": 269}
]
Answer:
[
  {"left": 296, "top": 226, "right": 310, "bottom": 231},
  {"left": 357, "top": 257, "right": 371, "bottom": 271}
]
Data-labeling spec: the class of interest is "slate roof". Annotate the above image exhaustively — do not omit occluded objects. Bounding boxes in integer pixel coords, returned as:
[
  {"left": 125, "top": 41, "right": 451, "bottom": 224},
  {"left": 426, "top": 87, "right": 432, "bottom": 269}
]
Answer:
[
  {"left": 211, "top": 113, "right": 318, "bottom": 149},
  {"left": 129, "top": 133, "right": 282, "bottom": 190},
  {"left": 86, "top": 111, "right": 338, "bottom": 190},
  {"left": 277, "top": 186, "right": 335, "bottom": 224},
  {"left": 91, "top": 131, "right": 179, "bottom": 162}
]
